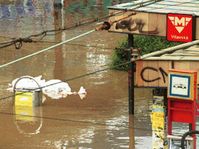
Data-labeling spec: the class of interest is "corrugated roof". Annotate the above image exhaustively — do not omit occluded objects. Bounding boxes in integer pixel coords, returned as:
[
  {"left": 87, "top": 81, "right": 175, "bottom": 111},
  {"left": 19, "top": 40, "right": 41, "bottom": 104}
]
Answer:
[
  {"left": 141, "top": 41, "right": 199, "bottom": 60},
  {"left": 108, "top": 0, "right": 199, "bottom": 16}
]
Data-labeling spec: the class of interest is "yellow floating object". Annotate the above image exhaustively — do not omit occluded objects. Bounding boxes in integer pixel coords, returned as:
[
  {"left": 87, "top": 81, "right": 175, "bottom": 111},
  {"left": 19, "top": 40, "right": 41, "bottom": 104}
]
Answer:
[
  {"left": 14, "top": 91, "right": 42, "bottom": 107},
  {"left": 13, "top": 76, "right": 43, "bottom": 107},
  {"left": 15, "top": 92, "right": 33, "bottom": 107}
]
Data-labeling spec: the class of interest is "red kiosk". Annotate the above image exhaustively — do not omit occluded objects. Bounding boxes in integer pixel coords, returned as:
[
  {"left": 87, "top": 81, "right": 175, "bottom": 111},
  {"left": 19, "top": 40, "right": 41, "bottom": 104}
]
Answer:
[{"left": 167, "top": 69, "right": 197, "bottom": 148}]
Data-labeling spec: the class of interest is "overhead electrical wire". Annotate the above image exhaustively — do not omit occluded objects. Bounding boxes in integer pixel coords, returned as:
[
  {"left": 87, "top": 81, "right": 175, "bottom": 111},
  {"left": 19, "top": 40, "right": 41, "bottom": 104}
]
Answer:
[
  {"left": 0, "top": 0, "right": 168, "bottom": 50},
  {"left": 0, "top": 111, "right": 152, "bottom": 132},
  {"left": 0, "top": 29, "right": 95, "bottom": 69},
  {"left": 0, "top": 61, "right": 153, "bottom": 134},
  {"left": 0, "top": 62, "right": 148, "bottom": 133},
  {"left": 0, "top": 0, "right": 194, "bottom": 100},
  {"left": 0, "top": 60, "right": 130, "bottom": 101},
  {"left": 0, "top": 61, "right": 151, "bottom": 133},
  {"left": 2, "top": 0, "right": 187, "bottom": 51},
  {"left": 0, "top": 0, "right": 169, "bottom": 134},
  {"left": 0, "top": 1, "right": 190, "bottom": 136},
  {"left": 0, "top": 6, "right": 138, "bottom": 100},
  {"left": 1, "top": 0, "right": 189, "bottom": 50},
  {"left": 0, "top": 10, "right": 129, "bottom": 50},
  {"left": 0, "top": 11, "right": 137, "bottom": 68},
  {"left": 2, "top": 17, "right": 197, "bottom": 102}
]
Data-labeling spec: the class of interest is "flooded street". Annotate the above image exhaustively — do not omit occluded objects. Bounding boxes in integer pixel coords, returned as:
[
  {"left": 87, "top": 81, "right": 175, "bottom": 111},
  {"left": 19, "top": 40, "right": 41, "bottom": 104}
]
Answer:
[{"left": 0, "top": 0, "right": 153, "bottom": 149}]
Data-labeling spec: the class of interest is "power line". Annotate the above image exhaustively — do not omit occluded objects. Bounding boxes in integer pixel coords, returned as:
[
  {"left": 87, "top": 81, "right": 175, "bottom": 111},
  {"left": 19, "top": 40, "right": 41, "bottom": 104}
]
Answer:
[
  {"left": 0, "top": 63, "right": 151, "bottom": 133},
  {"left": 0, "top": 61, "right": 130, "bottom": 101},
  {"left": 0, "top": 111, "right": 151, "bottom": 132},
  {"left": 0, "top": 21, "right": 95, "bottom": 49},
  {"left": 4, "top": 37, "right": 192, "bottom": 101},
  {"left": 0, "top": 29, "right": 95, "bottom": 69},
  {"left": 0, "top": 2, "right": 167, "bottom": 50},
  {"left": 0, "top": 11, "right": 127, "bottom": 50},
  {"left": 0, "top": 0, "right": 190, "bottom": 50}
]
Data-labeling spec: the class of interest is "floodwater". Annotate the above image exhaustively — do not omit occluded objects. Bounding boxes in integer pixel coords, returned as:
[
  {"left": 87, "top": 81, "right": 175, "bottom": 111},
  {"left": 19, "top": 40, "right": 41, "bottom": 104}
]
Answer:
[{"left": 0, "top": 0, "right": 153, "bottom": 149}]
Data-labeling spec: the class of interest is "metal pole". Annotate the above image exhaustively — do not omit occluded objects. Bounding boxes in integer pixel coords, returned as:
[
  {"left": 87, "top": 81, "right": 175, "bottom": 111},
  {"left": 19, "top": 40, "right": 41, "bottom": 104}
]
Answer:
[{"left": 128, "top": 34, "right": 135, "bottom": 115}]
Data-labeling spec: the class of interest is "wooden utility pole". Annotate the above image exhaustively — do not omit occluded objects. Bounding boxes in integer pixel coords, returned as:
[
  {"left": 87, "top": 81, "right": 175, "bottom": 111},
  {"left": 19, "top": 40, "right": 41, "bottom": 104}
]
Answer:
[{"left": 128, "top": 34, "right": 135, "bottom": 115}]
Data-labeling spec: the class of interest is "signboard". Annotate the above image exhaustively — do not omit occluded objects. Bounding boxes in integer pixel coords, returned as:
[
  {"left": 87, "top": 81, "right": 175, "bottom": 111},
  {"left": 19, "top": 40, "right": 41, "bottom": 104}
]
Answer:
[
  {"left": 108, "top": 10, "right": 199, "bottom": 39},
  {"left": 167, "top": 70, "right": 197, "bottom": 100},
  {"left": 167, "top": 13, "right": 194, "bottom": 42}
]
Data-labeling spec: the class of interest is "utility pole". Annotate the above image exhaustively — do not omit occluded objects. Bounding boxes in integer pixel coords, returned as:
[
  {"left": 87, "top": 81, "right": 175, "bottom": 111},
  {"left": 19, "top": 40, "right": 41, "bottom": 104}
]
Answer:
[{"left": 128, "top": 34, "right": 135, "bottom": 115}]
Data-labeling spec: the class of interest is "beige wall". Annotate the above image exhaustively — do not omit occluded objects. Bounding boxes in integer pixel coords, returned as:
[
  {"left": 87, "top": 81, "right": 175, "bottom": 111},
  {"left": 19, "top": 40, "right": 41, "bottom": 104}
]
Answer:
[{"left": 135, "top": 60, "right": 199, "bottom": 87}]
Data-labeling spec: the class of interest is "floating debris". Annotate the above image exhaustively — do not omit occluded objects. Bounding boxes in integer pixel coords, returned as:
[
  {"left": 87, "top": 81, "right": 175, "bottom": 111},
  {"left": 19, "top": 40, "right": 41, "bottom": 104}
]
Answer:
[
  {"left": 42, "top": 79, "right": 73, "bottom": 99},
  {"left": 7, "top": 75, "right": 45, "bottom": 92},
  {"left": 78, "top": 86, "right": 87, "bottom": 100},
  {"left": 7, "top": 76, "right": 87, "bottom": 100}
]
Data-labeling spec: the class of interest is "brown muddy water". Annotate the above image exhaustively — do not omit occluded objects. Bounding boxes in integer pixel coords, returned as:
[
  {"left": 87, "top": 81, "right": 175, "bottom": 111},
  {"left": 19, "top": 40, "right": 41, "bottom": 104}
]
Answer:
[{"left": 0, "top": 0, "right": 153, "bottom": 149}]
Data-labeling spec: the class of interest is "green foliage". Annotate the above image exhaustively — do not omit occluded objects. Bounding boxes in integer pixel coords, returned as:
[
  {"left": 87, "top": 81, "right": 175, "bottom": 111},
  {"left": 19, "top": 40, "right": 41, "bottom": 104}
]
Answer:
[
  {"left": 134, "top": 35, "right": 180, "bottom": 55},
  {"left": 110, "top": 39, "right": 129, "bottom": 71},
  {"left": 111, "top": 35, "right": 181, "bottom": 71}
]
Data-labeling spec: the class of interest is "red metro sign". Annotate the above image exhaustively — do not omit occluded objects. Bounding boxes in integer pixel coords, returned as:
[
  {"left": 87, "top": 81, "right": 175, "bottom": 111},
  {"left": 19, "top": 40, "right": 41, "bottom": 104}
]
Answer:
[{"left": 167, "top": 13, "right": 194, "bottom": 42}]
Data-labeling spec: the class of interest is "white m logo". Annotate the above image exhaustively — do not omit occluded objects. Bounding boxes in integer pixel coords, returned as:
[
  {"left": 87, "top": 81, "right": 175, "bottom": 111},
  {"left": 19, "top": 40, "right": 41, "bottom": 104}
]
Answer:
[{"left": 169, "top": 16, "right": 192, "bottom": 33}]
